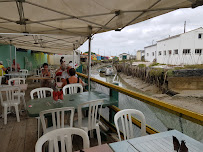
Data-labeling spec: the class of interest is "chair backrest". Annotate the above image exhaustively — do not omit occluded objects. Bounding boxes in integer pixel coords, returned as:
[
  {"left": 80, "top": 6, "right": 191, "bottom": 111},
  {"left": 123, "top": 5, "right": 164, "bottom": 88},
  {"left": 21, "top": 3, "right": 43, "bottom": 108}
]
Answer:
[
  {"left": 6, "top": 59, "right": 11, "bottom": 67},
  {"left": 8, "top": 78, "right": 26, "bottom": 85},
  {"left": 35, "top": 128, "right": 90, "bottom": 152},
  {"left": 63, "top": 83, "right": 83, "bottom": 95},
  {"left": 40, "top": 107, "right": 75, "bottom": 134},
  {"left": 78, "top": 99, "right": 103, "bottom": 130},
  {"left": 0, "top": 86, "right": 21, "bottom": 105},
  {"left": 55, "top": 76, "right": 62, "bottom": 82},
  {"left": 114, "top": 109, "right": 146, "bottom": 141},
  {"left": 50, "top": 70, "right": 55, "bottom": 78},
  {"left": 20, "top": 69, "right": 28, "bottom": 74},
  {"left": 30, "top": 87, "right": 53, "bottom": 99}
]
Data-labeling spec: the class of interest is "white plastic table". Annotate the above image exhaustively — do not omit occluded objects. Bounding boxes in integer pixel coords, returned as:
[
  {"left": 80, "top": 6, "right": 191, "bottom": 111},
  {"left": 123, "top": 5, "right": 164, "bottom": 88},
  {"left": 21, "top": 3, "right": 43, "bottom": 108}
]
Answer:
[
  {"left": 5, "top": 72, "right": 30, "bottom": 78},
  {"left": 109, "top": 130, "right": 203, "bottom": 152}
]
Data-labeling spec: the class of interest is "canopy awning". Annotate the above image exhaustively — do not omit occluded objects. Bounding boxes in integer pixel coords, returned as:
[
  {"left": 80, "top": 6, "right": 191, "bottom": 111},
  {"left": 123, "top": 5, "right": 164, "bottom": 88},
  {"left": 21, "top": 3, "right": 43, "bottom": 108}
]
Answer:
[{"left": 0, "top": 0, "right": 201, "bottom": 54}]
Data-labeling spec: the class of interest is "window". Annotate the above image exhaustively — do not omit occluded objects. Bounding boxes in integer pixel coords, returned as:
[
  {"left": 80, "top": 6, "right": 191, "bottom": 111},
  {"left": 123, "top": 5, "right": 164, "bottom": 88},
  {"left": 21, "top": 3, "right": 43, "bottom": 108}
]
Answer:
[
  {"left": 158, "top": 51, "right": 162, "bottom": 56},
  {"left": 164, "top": 51, "right": 166, "bottom": 55},
  {"left": 152, "top": 52, "right": 154, "bottom": 56},
  {"left": 147, "top": 53, "right": 149, "bottom": 56},
  {"left": 198, "top": 33, "right": 202, "bottom": 39},
  {"left": 183, "top": 49, "right": 191, "bottom": 54},
  {"left": 195, "top": 49, "right": 202, "bottom": 54},
  {"left": 168, "top": 50, "right": 172, "bottom": 55},
  {"left": 174, "top": 49, "right": 178, "bottom": 55}
]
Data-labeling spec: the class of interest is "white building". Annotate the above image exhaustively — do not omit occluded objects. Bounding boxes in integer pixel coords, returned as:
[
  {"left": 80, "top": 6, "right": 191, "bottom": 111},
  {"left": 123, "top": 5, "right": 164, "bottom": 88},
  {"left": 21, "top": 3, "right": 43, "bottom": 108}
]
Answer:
[
  {"left": 144, "top": 27, "right": 203, "bottom": 65},
  {"left": 119, "top": 53, "right": 130, "bottom": 60},
  {"left": 136, "top": 50, "right": 145, "bottom": 61},
  {"left": 145, "top": 44, "right": 157, "bottom": 62}
]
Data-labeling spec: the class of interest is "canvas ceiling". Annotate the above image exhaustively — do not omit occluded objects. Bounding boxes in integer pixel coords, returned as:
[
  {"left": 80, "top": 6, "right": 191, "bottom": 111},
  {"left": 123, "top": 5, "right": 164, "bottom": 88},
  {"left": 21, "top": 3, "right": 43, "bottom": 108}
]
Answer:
[{"left": 0, "top": 0, "right": 201, "bottom": 54}]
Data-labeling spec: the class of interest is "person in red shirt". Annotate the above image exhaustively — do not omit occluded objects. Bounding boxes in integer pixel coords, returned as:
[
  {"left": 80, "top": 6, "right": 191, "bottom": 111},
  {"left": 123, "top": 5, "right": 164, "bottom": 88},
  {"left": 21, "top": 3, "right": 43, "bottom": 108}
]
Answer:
[{"left": 12, "top": 59, "right": 20, "bottom": 71}]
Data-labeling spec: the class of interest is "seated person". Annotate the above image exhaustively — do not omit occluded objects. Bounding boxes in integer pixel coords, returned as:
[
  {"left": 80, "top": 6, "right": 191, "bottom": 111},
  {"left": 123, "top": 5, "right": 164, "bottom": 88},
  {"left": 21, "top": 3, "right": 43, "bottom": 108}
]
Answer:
[
  {"left": 55, "top": 64, "right": 66, "bottom": 76},
  {"left": 0, "top": 61, "right": 6, "bottom": 76},
  {"left": 42, "top": 63, "right": 50, "bottom": 77},
  {"left": 69, "top": 61, "right": 73, "bottom": 68},
  {"left": 61, "top": 66, "right": 71, "bottom": 83},
  {"left": 62, "top": 68, "right": 84, "bottom": 87},
  {"left": 41, "top": 63, "right": 52, "bottom": 87},
  {"left": 0, "top": 61, "right": 9, "bottom": 84},
  {"left": 12, "top": 59, "right": 20, "bottom": 71}
]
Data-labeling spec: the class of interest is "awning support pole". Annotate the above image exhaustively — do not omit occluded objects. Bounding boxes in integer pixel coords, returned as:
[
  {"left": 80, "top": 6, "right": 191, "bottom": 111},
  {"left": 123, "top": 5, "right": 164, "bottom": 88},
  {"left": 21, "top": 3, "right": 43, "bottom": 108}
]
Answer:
[
  {"left": 87, "top": 26, "right": 92, "bottom": 91},
  {"left": 73, "top": 44, "right": 75, "bottom": 68},
  {"left": 15, "top": 46, "right": 17, "bottom": 72},
  {"left": 9, "top": 43, "right": 12, "bottom": 71}
]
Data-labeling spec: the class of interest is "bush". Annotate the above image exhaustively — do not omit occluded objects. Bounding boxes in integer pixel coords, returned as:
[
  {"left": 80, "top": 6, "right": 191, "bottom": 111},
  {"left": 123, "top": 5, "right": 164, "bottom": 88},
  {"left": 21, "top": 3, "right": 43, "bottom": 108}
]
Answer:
[
  {"left": 149, "top": 63, "right": 160, "bottom": 67},
  {"left": 166, "top": 69, "right": 174, "bottom": 77},
  {"left": 149, "top": 68, "right": 164, "bottom": 76},
  {"left": 138, "top": 64, "right": 146, "bottom": 68}
]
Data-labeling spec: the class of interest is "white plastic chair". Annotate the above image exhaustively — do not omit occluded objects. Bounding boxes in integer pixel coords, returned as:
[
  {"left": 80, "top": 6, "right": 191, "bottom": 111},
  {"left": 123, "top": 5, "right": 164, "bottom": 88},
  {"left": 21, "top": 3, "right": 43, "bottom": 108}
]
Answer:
[
  {"left": 6, "top": 59, "right": 11, "bottom": 68},
  {"left": 63, "top": 83, "right": 83, "bottom": 95},
  {"left": 8, "top": 78, "right": 27, "bottom": 110},
  {"left": 30, "top": 87, "right": 53, "bottom": 99},
  {"left": 30, "top": 87, "right": 54, "bottom": 138},
  {"left": 0, "top": 86, "right": 21, "bottom": 124},
  {"left": 40, "top": 107, "right": 75, "bottom": 134},
  {"left": 35, "top": 128, "right": 90, "bottom": 152},
  {"left": 33, "top": 69, "right": 41, "bottom": 83},
  {"left": 19, "top": 69, "right": 29, "bottom": 78},
  {"left": 75, "top": 99, "right": 103, "bottom": 145},
  {"left": 114, "top": 109, "right": 146, "bottom": 141},
  {"left": 25, "top": 57, "right": 32, "bottom": 71},
  {"left": 55, "top": 76, "right": 62, "bottom": 82}
]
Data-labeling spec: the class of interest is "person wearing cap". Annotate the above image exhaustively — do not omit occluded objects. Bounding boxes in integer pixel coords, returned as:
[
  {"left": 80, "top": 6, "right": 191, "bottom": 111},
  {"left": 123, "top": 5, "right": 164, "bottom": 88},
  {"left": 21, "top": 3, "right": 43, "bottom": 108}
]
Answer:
[{"left": 0, "top": 61, "right": 7, "bottom": 76}]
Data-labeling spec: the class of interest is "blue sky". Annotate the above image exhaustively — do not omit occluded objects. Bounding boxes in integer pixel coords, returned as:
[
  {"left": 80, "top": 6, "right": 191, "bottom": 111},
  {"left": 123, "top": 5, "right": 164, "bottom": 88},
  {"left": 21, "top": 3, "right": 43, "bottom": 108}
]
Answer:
[{"left": 79, "top": 6, "right": 203, "bottom": 56}]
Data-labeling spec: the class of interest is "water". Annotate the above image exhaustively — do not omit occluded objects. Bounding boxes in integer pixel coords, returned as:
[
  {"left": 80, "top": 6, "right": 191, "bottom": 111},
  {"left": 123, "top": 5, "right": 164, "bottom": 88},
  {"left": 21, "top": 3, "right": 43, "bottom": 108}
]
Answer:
[{"left": 92, "top": 67, "right": 203, "bottom": 142}]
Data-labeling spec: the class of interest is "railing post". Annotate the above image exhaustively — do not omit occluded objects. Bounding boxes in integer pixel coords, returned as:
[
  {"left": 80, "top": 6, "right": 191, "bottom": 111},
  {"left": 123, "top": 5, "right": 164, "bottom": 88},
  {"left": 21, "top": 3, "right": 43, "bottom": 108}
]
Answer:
[{"left": 109, "top": 82, "right": 119, "bottom": 124}]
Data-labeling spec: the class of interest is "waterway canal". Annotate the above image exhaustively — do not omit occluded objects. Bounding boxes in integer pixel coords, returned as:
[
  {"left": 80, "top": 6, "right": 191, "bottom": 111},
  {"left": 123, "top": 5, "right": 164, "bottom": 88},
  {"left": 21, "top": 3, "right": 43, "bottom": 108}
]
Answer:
[{"left": 91, "top": 66, "right": 203, "bottom": 142}]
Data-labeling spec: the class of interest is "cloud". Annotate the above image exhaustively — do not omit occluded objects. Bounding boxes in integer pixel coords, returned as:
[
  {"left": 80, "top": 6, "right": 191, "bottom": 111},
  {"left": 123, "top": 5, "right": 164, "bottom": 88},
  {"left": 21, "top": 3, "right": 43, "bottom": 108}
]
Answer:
[{"left": 79, "top": 6, "right": 203, "bottom": 56}]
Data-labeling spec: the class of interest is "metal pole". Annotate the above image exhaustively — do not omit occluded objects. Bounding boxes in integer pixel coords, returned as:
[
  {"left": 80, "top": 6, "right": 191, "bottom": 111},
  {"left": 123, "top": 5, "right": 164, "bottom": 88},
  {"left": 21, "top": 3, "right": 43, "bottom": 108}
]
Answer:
[
  {"left": 9, "top": 44, "right": 12, "bottom": 71},
  {"left": 15, "top": 46, "right": 17, "bottom": 72},
  {"left": 88, "top": 36, "right": 92, "bottom": 91},
  {"left": 79, "top": 50, "right": 80, "bottom": 66},
  {"left": 87, "top": 26, "right": 92, "bottom": 91},
  {"left": 73, "top": 44, "right": 75, "bottom": 68}
]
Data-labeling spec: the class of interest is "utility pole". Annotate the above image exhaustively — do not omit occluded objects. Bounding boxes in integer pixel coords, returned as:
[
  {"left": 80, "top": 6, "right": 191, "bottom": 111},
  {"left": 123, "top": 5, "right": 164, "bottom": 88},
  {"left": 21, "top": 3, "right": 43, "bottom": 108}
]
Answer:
[{"left": 184, "top": 21, "right": 186, "bottom": 33}]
